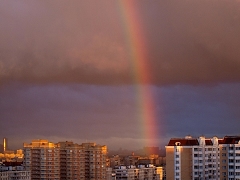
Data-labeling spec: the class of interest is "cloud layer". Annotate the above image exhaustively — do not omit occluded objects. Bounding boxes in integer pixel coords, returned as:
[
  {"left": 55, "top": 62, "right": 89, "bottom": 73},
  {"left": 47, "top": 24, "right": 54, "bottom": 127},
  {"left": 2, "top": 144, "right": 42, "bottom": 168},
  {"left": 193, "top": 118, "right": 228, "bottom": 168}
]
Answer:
[{"left": 1, "top": 0, "right": 240, "bottom": 85}]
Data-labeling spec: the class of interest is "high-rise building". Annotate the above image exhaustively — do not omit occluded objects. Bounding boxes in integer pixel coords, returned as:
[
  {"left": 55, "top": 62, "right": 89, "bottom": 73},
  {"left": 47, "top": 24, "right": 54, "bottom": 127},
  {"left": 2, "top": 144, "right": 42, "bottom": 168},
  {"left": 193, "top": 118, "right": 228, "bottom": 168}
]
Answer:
[
  {"left": 166, "top": 136, "right": 220, "bottom": 180},
  {"left": 81, "top": 142, "right": 107, "bottom": 180},
  {"left": 218, "top": 136, "right": 240, "bottom": 180},
  {"left": 23, "top": 139, "right": 107, "bottom": 180},
  {"left": 166, "top": 135, "right": 240, "bottom": 180},
  {"left": 58, "top": 141, "right": 83, "bottom": 179},
  {"left": 23, "top": 139, "right": 60, "bottom": 180}
]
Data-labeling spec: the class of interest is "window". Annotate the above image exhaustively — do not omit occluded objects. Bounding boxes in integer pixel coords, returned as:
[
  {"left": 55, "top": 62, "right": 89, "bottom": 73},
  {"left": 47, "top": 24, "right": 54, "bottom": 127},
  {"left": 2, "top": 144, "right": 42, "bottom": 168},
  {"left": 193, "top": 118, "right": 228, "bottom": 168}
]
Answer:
[{"left": 194, "top": 166, "right": 198, "bottom": 169}]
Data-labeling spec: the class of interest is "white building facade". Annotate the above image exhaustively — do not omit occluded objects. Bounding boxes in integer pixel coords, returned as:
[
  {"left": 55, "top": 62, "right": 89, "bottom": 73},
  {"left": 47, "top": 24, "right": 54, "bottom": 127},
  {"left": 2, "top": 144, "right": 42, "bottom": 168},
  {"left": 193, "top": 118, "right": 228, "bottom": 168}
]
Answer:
[{"left": 166, "top": 136, "right": 240, "bottom": 180}]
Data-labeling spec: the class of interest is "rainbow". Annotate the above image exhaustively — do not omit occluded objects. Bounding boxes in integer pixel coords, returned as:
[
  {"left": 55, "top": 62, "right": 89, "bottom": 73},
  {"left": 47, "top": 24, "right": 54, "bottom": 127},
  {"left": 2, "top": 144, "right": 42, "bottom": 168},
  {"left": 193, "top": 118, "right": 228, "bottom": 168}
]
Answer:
[{"left": 117, "top": 1, "right": 159, "bottom": 147}]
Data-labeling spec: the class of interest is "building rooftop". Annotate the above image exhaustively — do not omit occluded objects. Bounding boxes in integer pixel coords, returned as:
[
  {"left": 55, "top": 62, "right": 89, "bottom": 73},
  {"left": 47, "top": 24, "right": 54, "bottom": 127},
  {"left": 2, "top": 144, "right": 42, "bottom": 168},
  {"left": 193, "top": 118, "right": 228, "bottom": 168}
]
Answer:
[
  {"left": 167, "top": 138, "right": 199, "bottom": 146},
  {"left": 219, "top": 136, "right": 240, "bottom": 144}
]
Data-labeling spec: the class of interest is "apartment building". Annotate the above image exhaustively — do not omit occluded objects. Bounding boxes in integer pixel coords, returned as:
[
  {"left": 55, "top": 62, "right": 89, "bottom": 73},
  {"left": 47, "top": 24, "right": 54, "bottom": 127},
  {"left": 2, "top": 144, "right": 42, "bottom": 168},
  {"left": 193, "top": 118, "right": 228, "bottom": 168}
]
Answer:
[
  {"left": 0, "top": 170, "right": 31, "bottom": 180},
  {"left": 23, "top": 139, "right": 107, "bottom": 180},
  {"left": 166, "top": 136, "right": 220, "bottom": 180},
  {"left": 0, "top": 164, "right": 30, "bottom": 180},
  {"left": 58, "top": 141, "right": 83, "bottom": 179},
  {"left": 166, "top": 135, "right": 240, "bottom": 180},
  {"left": 81, "top": 142, "right": 107, "bottom": 180},
  {"left": 23, "top": 139, "right": 60, "bottom": 179},
  {"left": 112, "top": 164, "right": 163, "bottom": 180},
  {"left": 218, "top": 136, "right": 240, "bottom": 180}
]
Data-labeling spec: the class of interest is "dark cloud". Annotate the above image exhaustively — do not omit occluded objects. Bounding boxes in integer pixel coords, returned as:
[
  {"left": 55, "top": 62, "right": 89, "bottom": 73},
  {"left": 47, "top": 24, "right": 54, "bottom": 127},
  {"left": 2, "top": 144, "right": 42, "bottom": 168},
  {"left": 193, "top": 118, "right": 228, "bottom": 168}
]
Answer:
[
  {"left": 1, "top": 83, "right": 240, "bottom": 150},
  {"left": 1, "top": 0, "right": 240, "bottom": 86}
]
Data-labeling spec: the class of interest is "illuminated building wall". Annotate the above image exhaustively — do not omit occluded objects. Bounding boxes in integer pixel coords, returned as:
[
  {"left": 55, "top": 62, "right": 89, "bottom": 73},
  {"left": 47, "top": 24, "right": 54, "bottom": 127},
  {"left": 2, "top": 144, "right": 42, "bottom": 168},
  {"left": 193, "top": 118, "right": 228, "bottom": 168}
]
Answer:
[
  {"left": 81, "top": 142, "right": 107, "bottom": 180},
  {"left": 58, "top": 141, "right": 84, "bottom": 179},
  {"left": 23, "top": 139, "right": 60, "bottom": 180},
  {"left": 23, "top": 140, "right": 107, "bottom": 180},
  {"left": 3, "top": 137, "right": 8, "bottom": 152}
]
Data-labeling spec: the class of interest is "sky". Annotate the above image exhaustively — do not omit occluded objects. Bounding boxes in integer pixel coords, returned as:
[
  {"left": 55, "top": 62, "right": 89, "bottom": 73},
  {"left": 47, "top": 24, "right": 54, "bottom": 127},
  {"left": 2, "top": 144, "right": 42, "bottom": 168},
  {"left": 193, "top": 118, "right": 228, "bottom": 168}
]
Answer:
[{"left": 1, "top": 0, "right": 240, "bottom": 150}]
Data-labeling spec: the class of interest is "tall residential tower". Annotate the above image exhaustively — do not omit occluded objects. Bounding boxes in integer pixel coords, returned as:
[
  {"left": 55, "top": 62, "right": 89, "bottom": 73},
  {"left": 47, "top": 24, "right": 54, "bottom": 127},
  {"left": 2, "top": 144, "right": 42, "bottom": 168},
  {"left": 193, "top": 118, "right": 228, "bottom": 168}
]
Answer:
[
  {"left": 23, "top": 139, "right": 107, "bottom": 180},
  {"left": 166, "top": 136, "right": 240, "bottom": 180}
]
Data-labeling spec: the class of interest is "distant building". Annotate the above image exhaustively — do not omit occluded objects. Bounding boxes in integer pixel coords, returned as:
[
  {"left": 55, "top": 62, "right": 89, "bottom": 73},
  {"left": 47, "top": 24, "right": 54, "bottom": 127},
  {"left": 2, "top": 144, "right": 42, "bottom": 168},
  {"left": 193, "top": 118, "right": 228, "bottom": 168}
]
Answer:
[
  {"left": 23, "top": 139, "right": 107, "bottom": 180},
  {"left": 3, "top": 138, "right": 8, "bottom": 152},
  {"left": 106, "top": 167, "right": 116, "bottom": 180},
  {"left": 166, "top": 135, "right": 240, "bottom": 180},
  {"left": 144, "top": 147, "right": 160, "bottom": 155},
  {"left": 123, "top": 155, "right": 140, "bottom": 166},
  {"left": 112, "top": 164, "right": 164, "bottom": 180},
  {"left": 0, "top": 161, "right": 30, "bottom": 180}
]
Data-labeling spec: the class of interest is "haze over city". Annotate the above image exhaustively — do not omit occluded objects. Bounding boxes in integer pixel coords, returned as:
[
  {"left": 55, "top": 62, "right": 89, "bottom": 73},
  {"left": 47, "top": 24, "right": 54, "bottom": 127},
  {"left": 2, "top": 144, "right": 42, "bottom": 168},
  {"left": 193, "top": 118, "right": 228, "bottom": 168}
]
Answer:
[{"left": 1, "top": 0, "right": 240, "bottom": 150}]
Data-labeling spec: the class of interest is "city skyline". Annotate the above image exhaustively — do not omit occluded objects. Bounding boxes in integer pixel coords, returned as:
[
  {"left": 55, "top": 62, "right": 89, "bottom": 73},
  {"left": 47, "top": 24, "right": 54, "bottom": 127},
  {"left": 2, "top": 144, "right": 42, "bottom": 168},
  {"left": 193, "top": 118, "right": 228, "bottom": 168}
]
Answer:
[{"left": 1, "top": 0, "right": 240, "bottom": 150}]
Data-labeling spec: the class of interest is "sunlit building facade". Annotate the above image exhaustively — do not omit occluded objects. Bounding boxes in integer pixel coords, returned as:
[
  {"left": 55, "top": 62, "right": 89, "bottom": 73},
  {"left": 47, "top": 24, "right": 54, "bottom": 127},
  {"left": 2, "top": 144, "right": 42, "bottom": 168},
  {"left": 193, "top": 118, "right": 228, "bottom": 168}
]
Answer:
[
  {"left": 23, "top": 139, "right": 107, "bottom": 180},
  {"left": 23, "top": 139, "right": 60, "bottom": 179},
  {"left": 3, "top": 138, "right": 8, "bottom": 152}
]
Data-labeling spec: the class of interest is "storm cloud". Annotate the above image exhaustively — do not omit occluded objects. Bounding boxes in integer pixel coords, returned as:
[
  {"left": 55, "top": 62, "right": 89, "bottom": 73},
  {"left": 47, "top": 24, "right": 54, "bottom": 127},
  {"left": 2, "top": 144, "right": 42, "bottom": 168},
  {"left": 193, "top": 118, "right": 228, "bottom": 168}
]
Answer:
[{"left": 1, "top": 0, "right": 240, "bottom": 85}]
